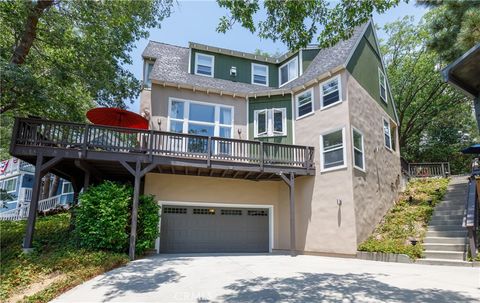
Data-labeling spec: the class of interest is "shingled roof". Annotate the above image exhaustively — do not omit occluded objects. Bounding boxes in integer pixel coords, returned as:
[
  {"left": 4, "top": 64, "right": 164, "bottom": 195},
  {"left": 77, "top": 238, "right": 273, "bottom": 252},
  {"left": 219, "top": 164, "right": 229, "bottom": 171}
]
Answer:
[{"left": 142, "top": 22, "right": 369, "bottom": 96}]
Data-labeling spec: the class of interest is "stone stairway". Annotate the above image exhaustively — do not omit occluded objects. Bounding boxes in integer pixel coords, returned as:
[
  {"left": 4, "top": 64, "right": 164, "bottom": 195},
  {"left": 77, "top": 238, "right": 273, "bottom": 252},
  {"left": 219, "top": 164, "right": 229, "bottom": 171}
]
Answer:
[{"left": 417, "top": 176, "right": 471, "bottom": 267}]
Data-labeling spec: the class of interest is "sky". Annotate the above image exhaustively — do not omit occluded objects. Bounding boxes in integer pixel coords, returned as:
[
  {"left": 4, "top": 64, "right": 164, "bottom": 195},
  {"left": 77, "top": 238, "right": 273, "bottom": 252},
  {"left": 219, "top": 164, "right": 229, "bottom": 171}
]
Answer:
[{"left": 126, "top": 1, "right": 428, "bottom": 112}]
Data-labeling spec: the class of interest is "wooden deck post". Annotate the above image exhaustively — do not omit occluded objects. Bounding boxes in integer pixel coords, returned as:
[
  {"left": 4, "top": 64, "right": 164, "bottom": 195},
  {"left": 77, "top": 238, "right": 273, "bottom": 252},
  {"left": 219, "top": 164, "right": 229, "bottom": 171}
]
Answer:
[
  {"left": 280, "top": 172, "right": 296, "bottom": 256},
  {"left": 23, "top": 155, "right": 44, "bottom": 251},
  {"left": 129, "top": 161, "right": 141, "bottom": 261}
]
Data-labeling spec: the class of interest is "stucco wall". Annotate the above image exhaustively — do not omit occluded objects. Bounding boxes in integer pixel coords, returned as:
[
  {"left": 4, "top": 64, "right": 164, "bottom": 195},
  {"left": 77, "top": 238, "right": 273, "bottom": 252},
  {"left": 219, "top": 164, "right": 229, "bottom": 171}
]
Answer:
[
  {"left": 291, "top": 70, "right": 359, "bottom": 255},
  {"left": 142, "top": 85, "right": 248, "bottom": 140},
  {"left": 347, "top": 74, "right": 401, "bottom": 245},
  {"left": 144, "top": 173, "right": 291, "bottom": 250}
]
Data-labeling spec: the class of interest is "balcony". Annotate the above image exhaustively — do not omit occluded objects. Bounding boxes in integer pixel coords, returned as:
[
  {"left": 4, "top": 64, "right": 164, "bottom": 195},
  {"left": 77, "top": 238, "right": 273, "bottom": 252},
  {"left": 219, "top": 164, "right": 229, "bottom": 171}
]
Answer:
[{"left": 10, "top": 117, "right": 315, "bottom": 182}]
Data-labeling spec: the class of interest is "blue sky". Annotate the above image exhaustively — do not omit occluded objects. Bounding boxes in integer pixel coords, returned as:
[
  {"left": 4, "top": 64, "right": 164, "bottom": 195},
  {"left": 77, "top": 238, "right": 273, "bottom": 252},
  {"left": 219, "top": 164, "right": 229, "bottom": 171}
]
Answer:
[{"left": 126, "top": 1, "right": 427, "bottom": 111}]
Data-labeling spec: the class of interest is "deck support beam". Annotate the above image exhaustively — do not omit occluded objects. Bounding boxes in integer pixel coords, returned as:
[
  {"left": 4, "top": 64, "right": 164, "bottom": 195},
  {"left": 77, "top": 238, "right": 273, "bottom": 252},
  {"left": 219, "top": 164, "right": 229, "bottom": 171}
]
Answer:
[
  {"left": 120, "top": 160, "right": 156, "bottom": 260},
  {"left": 279, "top": 172, "right": 296, "bottom": 257},
  {"left": 23, "top": 155, "right": 63, "bottom": 252}
]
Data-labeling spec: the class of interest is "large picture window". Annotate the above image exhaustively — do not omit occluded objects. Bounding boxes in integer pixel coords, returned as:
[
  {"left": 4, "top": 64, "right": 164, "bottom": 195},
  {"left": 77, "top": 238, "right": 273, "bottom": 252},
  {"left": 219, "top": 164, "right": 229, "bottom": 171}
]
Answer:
[
  {"left": 379, "top": 68, "right": 387, "bottom": 103},
  {"left": 195, "top": 53, "right": 214, "bottom": 77},
  {"left": 252, "top": 63, "right": 269, "bottom": 86},
  {"left": 254, "top": 108, "right": 287, "bottom": 137},
  {"left": 320, "top": 128, "right": 346, "bottom": 171},
  {"left": 320, "top": 75, "right": 342, "bottom": 109},
  {"left": 352, "top": 128, "right": 365, "bottom": 171},
  {"left": 279, "top": 57, "right": 298, "bottom": 86},
  {"left": 296, "top": 89, "right": 314, "bottom": 119}
]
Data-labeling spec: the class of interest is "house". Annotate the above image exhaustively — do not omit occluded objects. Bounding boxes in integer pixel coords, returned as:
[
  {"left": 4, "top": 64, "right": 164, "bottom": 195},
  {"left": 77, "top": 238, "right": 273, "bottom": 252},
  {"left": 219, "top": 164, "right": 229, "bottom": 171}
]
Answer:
[
  {"left": 0, "top": 157, "right": 74, "bottom": 219},
  {"left": 138, "top": 20, "right": 401, "bottom": 256}
]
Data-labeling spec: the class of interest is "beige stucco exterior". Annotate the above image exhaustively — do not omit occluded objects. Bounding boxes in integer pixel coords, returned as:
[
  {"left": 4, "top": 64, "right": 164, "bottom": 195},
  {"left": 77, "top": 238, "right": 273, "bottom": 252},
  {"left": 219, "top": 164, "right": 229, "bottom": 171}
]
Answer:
[{"left": 141, "top": 68, "right": 401, "bottom": 256}]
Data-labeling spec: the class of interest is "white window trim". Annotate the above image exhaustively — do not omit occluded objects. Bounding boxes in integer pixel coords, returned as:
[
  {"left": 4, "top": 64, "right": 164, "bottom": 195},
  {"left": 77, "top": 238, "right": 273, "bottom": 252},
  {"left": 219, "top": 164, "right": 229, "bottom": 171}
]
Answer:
[
  {"left": 279, "top": 56, "right": 299, "bottom": 87},
  {"left": 320, "top": 75, "right": 343, "bottom": 110},
  {"left": 251, "top": 63, "right": 269, "bottom": 86},
  {"left": 295, "top": 88, "right": 314, "bottom": 119},
  {"left": 379, "top": 67, "right": 388, "bottom": 104},
  {"left": 352, "top": 127, "right": 366, "bottom": 172},
  {"left": 3, "top": 177, "right": 17, "bottom": 193},
  {"left": 254, "top": 108, "right": 287, "bottom": 138},
  {"left": 194, "top": 53, "right": 215, "bottom": 78},
  {"left": 319, "top": 127, "right": 347, "bottom": 172},
  {"left": 383, "top": 117, "right": 392, "bottom": 151},
  {"left": 62, "top": 182, "right": 73, "bottom": 194},
  {"left": 167, "top": 97, "right": 234, "bottom": 138}
]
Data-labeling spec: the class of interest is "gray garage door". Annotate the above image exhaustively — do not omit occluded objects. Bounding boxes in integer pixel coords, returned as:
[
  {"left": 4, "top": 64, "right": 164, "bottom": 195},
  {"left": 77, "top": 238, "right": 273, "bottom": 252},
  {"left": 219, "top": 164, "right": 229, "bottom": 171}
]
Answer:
[{"left": 160, "top": 205, "right": 269, "bottom": 253}]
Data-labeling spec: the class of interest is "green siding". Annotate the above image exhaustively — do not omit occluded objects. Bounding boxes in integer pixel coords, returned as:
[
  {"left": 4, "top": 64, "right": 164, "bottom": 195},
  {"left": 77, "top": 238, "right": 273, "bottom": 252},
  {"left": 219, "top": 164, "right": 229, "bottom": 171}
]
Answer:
[
  {"left": 248, "top": 94, "right": 293, "bottom": 144},
  {"left": 346, "top": 24, "right": 397, "bottom": 121},
  {"left": 191, "top": 49, "right": 279, "bottom": 87},
  {"left": 302, "top": 49, "right": 320, "bottom": 72}
]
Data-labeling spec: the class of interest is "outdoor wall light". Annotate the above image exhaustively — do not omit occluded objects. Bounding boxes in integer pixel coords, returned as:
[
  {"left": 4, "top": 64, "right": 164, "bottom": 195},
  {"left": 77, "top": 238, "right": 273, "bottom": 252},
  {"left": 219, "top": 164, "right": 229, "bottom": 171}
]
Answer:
[
  {"left": 230, "top": 66, "right": 237, "bottom": 76},
  {"left": 336, "top": 199, "right": 342, "bottom": 206}
]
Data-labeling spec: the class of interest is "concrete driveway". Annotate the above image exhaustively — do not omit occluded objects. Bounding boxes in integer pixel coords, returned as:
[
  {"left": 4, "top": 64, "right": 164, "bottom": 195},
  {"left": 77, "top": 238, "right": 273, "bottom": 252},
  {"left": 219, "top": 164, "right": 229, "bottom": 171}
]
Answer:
[{"left": 52, "top": 254, "right": 479, "bottom": 303}]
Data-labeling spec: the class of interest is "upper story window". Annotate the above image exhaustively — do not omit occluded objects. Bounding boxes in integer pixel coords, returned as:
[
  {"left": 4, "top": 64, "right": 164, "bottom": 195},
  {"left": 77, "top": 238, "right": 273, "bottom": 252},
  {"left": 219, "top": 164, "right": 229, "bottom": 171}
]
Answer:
[
  {"left": 320, "top": 75, "right": 342, "bottom": 109},
  {"left": 279, "top": 57, "right": 298, "bottom": 86},
  {"left": 352, "top": 128, "right": 365, "bottom": 171},
  {"left": 195, "top": 53, "right": 214, "bottom": 77},
  {"left": 320, "top": 128, "right": 346, "bottom": 172},
  {"left": 252, "top": 63, "right": 269, "bottom": 86},
  {"left": 143, "top": 61, "right": 154, "bottom": 89},
  {"left": 254, "top": 108, "right": 287, "bottom": 137},
  {"left": 168, "top": 99, "right": 232, "bottom": 138},
  {"left": 2, "top": 177, "right": 17, "bottom": 193},
  {"left": 296, "top": 88, "right": 314, "bottom": 119},
  {"left": 379, "top": 68, "right": 387, "bottom": 103},
  {"left": 383, "top": 118, "right": 392, "bottom": 150}
]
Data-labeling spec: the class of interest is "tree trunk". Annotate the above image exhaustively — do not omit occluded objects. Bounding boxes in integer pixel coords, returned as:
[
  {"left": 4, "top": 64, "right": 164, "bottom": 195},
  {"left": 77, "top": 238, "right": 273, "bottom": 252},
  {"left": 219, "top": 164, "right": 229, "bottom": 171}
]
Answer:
[
  {"left": 41, "top": 173, "right": 51, "bottom": 200},
  {"left": 49, "top": 175, "right": 60, "bottom": 197},
  {"left": 10, "top": 0, "right": 54, "bottom": 65}
]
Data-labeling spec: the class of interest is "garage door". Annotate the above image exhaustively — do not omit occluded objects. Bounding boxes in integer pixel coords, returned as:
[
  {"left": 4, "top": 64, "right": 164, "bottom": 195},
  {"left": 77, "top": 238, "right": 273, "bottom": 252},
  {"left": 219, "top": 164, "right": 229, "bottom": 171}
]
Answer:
[{"left": 160, "top": 205, "right": 269, "bottom": 253}]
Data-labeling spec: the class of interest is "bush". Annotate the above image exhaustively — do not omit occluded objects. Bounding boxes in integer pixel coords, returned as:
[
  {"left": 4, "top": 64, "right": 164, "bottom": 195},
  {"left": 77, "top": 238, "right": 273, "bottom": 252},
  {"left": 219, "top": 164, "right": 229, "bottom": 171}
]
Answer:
[{"left": 75, "top": 181, "right": 159, "bottom": 254}]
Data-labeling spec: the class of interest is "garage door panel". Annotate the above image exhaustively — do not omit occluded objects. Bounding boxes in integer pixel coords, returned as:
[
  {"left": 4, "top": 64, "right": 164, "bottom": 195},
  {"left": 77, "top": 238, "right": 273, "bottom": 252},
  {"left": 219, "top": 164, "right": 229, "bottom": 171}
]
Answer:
[{"left": 160, "top": 205, "right": 269, "bottom": 253}]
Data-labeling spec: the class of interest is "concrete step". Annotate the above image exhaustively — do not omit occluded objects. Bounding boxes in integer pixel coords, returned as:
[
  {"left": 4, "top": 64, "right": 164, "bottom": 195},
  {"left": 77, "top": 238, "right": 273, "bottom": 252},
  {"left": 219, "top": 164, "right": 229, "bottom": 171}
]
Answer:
[
  {"left": 426, "top": 230, "right": 467, "bottom": 237},
  {"left": 429, "top": 217, "right": 463, "bottom": 225},
  {"left": 432, "top": 210, "right": 464, "bottom": 216},
  {"left": 435, "top": 205, "right": 465, "bottom": 211},
  {"left": 423, "top": 243, "right": 466, "bottom": 252},
  {"left": 435, "top": 201, "right": 465, "bottom": 208},
  {"left": 416, "top": 258, "right": 473, "bottom": 267},
  {"left": 427, "top": 225, "right": 466, "bottom": 231},
  {"left": 424, "top": 250, "right": 464, "bottom": 260},
  {"left": 424, "top": 237, "right": 467, "bottom": 244},
  {"left": 430, "top": 214, "right": 464, "bottom": 221}
]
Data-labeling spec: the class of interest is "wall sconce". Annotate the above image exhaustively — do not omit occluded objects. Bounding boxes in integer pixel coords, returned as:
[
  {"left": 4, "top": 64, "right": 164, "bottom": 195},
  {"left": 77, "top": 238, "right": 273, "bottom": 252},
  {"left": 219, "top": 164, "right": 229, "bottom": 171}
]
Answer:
[
  {"left": 230, "top": 66, "right": 237, "bottom": 76},
  {"left": 336, "top": 199, "right": 342, "bottom": 206}
]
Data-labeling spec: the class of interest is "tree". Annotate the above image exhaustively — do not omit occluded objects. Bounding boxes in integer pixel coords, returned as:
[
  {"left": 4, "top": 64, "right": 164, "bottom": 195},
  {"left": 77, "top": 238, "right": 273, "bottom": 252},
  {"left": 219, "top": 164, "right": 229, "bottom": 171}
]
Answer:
[
  {"left": 217, "top": 0, "right": 401, "bottom": 50},
  {"left": 420, "top": 0, "right": 480, "bottom": 63},
  {"left": 382, "top": 16, "right": 477, "bottom": 172},
  {"left": 0, "top": 0, "right": 173, "bottom": 158}
]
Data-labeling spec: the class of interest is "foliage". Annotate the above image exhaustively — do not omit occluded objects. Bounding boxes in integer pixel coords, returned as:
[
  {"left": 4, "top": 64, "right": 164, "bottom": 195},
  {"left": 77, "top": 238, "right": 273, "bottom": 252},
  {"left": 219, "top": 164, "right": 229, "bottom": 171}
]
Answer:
[
  {"left": 381, "top": 16, "right": 477, "bottom": 172},
  {"left": 0, "top": 0, "right": 173, "bottom": 156},
  {"left": 358, "top": 178, "right": 450, "bottom": 259},
  {"left": 75, "top": 181, "right": 160, "bottom": 254},
  {"left": 217, "top": 0, "right": 401, "bottom": 50},
  {"left": 420, "top": 0, "right": 480, "bottom": 63},
  {"left": 0, "top": 213, "right": 129, "bottom": 302}
]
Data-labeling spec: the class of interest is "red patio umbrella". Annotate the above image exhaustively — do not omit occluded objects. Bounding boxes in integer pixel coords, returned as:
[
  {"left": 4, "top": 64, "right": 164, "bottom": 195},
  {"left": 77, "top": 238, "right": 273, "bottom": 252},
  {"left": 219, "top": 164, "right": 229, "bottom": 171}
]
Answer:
[{"left": 86, "top": 107, "right": 148, "bottom": 130}]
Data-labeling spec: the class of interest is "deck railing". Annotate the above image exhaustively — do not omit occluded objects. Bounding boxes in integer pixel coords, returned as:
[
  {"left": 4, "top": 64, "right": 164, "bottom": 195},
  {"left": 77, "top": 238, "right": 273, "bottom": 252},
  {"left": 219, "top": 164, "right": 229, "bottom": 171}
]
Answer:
[
  {"left": 408, "top": 162, "right": 450, "bottom": 178},
  {"left": 12, "top": 117, "right": 315, "bottom": 170}
]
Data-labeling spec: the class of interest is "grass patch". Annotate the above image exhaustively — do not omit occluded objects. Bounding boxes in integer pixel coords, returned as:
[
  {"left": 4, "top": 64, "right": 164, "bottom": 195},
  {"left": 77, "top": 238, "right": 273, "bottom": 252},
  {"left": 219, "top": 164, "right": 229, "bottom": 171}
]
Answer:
[
  {"left": 0, "top": 213, "right": 129, "bottom": 303},
  {"left": 358, "top": 177, "right": 450, "bottom": 259}
]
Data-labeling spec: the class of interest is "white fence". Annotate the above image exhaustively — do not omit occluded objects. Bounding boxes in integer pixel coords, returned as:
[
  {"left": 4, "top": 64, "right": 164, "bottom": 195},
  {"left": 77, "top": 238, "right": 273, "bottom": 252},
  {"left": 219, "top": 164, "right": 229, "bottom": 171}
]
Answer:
[{"left": 0, "top": 194, "right": 62, "bottom": 221}]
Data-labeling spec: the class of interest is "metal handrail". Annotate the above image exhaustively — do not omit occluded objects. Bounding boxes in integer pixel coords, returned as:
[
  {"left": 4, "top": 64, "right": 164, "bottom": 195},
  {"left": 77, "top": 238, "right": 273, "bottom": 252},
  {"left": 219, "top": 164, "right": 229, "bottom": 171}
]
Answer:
[{"left": 464, "top": 176, "right": 479, "bottom": 259}]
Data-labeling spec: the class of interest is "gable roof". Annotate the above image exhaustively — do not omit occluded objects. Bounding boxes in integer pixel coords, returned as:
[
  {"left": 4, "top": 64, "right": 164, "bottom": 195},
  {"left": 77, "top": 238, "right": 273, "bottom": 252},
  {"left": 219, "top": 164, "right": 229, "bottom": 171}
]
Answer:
[{"left": 142, "top": 22, "right": 369, "bottom": 97}]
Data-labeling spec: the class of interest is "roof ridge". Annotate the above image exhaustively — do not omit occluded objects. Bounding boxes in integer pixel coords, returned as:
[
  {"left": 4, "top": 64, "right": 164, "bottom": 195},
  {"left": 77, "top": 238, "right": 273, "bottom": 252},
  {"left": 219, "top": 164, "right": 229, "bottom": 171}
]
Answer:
[{"left": 147, "top": 40, "right": 189, "bottom": 49}]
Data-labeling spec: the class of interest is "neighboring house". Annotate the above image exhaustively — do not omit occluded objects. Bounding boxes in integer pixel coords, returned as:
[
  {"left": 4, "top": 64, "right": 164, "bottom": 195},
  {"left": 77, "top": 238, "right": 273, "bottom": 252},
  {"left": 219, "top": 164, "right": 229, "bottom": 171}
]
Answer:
[
  {"left": 0, "top": 157, "right": 74, "bottom": 214},
  {"left": 138, "top": 20, "right": 401, "bottom": 255}
]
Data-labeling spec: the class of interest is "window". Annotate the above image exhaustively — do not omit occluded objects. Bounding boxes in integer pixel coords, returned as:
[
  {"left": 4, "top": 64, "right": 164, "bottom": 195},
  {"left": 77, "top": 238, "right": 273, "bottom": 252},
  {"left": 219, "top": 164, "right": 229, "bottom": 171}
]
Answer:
[
  {"left": 168, "top": 99, "right": 233, "bottom": 138},
  {"left": 296, "top": 89, "right": 314, "bottom": 118},
  {"left": 320, "top": 75, "right": 342, "bottom": 109},
  {"left": 252, "top": 63, "right": 269, "bottom": 86},
  {"left": 221, "top": 209, "right": 242, "bottom": 216},
  {"left": 352, "top": 128, "right": 365, "bottom": 171},
  {"left": 254, "top": 108, "right": 287, "bottom": 137},
  {"left": 383, "top": 118, "right": 392, "bottom": 150},
  {"left": 379, "top": 68, "right": 387, "bottom": 103},
  {"left": 62, "top": 182, "right": 73, "bottom": 194},
  {"left": 195, "top": 53, "right": 214, "bottom": 77},
  {"left": 193, "top": 208, "right": 216, "bottom": 215},
  {"left": 279, "top": 57, "right": 298, "bottom": 86},
  {"left": 320, "top": 128, "right": 346, "bottom": 171},
  {"left": 143, "top": 61, "right": 154, "bottom": 89},
  {"left": 3, "top": 177, "right": 17, "bottom": 192},
  {"left": 163, "top": 207, "right": 187, "bottom": 214},
  {"left": 247, "top": 210, "right": 268, "bottom": 216}
]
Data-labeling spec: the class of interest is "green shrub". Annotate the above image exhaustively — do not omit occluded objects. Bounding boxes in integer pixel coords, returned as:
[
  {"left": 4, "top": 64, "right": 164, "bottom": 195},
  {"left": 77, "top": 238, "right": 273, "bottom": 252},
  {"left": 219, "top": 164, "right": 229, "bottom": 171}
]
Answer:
[{"left": 75, "top": 181, "right": 159, "bottom": 254}]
